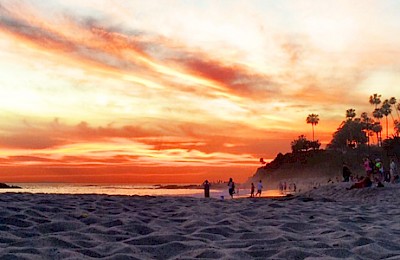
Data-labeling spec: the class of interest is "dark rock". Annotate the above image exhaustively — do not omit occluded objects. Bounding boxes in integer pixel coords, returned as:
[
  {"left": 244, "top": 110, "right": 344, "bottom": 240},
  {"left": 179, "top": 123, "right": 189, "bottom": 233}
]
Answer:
[{"left": 0, "top": 183, "right": 22, "bottom": 189}]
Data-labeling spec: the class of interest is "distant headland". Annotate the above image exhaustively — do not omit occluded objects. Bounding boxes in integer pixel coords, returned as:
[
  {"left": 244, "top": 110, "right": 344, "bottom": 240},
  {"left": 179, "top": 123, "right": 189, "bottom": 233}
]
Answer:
[{"left": 0, "top": 183, "right": 22, "bottom": 189}]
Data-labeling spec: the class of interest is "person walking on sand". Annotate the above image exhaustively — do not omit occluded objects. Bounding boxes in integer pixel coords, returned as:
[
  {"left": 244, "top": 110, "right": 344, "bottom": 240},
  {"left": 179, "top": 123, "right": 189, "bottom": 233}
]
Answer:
[
  {"left": 228, "top": 178, "right": 235, "bottom": 199},
  {"left": 250, "top": 183, "right": 255, "bottom": 198},
  {"left": 255, "top": 180, "right": 263, "bottom": 197},
  {"left": 202, "top": 180, "right": 210, "bottom": 198}
]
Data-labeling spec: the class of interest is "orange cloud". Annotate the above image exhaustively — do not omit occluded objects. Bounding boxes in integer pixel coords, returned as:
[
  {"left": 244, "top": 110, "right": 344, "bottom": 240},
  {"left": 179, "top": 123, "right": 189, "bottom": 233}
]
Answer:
[
  {"left": 1, "top": 1, "right": 399, "bottom": 184},
  {"left": 0, "top": 117, "right": 296, "bottom": 183}
]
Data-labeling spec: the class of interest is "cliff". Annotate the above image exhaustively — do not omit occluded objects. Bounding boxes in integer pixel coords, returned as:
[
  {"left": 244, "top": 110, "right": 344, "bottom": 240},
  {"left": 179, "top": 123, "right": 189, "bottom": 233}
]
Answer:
[{"left": 246, "top": 149, "right": 371, "bottom": 189}]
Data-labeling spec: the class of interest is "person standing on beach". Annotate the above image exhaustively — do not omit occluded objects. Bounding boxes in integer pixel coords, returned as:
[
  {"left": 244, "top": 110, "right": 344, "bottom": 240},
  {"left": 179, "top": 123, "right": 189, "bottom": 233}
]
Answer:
[
  {"left": 363, "top": 157, "right": 372, "bottom": 178},
  {"left": 375, "top": 159, "right": 384, "bottom": 182},
  {"left": 342, "top": 163, "right": 352, "bottom": 182},
  {"left": 250, "top": 183, "right": 255, "bottom": 198},
  {"left": 202, "top": 180, "right": 210, "bottom": 198},
  {"left": 228, "top": 178, "right": 235, "bottom": 199},
  {"left": 255, "top": 180, "right": 263, "bottom": 197}
]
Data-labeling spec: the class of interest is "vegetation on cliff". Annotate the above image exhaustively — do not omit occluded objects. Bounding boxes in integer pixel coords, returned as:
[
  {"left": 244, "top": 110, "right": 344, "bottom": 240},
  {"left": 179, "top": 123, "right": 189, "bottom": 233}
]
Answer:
[{"left": 248, "top": 93, "right": 400, "bottom": 187}]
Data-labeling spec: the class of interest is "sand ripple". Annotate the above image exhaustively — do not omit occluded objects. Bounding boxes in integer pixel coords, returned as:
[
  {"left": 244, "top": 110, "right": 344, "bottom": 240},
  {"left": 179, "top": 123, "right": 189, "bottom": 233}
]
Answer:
[{"left": 1, "top": 183, "right": 400, "bottom": 259}]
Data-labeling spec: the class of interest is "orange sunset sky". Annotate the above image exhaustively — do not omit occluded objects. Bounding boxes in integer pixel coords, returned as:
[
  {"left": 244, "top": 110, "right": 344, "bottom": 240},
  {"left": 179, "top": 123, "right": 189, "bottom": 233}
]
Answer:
[{"left": 1, "top": 0, "right": 400, "bottom": 183}]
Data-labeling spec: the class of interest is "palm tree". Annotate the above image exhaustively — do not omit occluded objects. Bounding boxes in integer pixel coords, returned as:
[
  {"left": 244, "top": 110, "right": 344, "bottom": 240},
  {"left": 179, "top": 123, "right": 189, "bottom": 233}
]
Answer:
[
  {"left": 346, "top": 108, "right": 356, "bottom": 121},
  {"left": 372, "top": 108, "right": 383, "bottom": 146},
  {"left": 395, "top": 120, "right": 400, "bottom": 137},
  {"left": 360, "top": 112, "right": 370, "bottom": 123},
  {"left": 306, "top": 113, "right": 319, "bottom": 142},
  {"left": 389, "top": 97, "right": 399, "bottom": 120},
  {"left": 369, "top": 93, "right": 381, "bottom": 109},
  {"left": 345, "top": 109, "right": 356, "bottom": 147},
  {"left": 372, "top": 122, "right": 382, "bottom": 145},
  {"left": 361, "top": 112, "right": 372, "bottom": 148},
  {"left": 380, "top": 99, "right": 392, "bottom": 139},
  {"left": 397, "top": 103, "right": 400, "bottom": 120},
  {"left": 361, "top": 112, "right": 371, "bottom": 147}
]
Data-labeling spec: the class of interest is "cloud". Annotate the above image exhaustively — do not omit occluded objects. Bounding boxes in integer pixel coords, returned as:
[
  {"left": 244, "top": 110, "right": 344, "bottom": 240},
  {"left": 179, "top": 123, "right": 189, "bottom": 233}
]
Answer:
[
  {"left": 0, "top": 3, "right": 283, "bottom": 103},
  {"left": 0, "top": 118, "right": 293, "bottom": 172},
  {"left": 1, "top": 1, "right": 400, "bottom": 183},
  {"left": 0, "top": 133, "right": 64, "bottom": 149},
  {"left": 7, "top": 155, "right": 58, "bottom": 163},
  {"left": 173, "top": 53, "right": 278, "bottom": 99}
]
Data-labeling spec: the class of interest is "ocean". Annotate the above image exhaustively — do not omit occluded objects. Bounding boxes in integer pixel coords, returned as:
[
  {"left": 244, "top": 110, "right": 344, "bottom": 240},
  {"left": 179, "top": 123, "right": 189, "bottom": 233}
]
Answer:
[{"left": 0, "top": 183, "right": 286, "bottom": 198}]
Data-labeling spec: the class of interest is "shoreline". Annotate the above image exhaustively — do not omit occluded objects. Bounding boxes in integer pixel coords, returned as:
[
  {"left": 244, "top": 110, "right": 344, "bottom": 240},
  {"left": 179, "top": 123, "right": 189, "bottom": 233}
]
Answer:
[
  {"left": 0, "top": 182, "right": 293, "bottom": 198},
  {"left": 1, "top": 183, "right": 400, "bottom": 259}
]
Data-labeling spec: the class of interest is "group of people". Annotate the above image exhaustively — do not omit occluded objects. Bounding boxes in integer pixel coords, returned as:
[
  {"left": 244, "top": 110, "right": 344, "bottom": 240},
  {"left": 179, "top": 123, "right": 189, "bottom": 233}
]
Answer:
[
  {"left": 344, "top": 157, "right": 399, "bottom": 190},
  {"left": 362, "top": 157, "right": 398, "bottom": 184},
  {"left": 202, "top": 178, "right": 264, "bottom": 199},
  {"left": 278, "top": 181, "right": 297, "bottom": 193},
  {"left": 249, "top": 180, "right": 263, "bottom": 198},
  {"left": 229, "top": 178, "right": 264, "bottom": 198}
]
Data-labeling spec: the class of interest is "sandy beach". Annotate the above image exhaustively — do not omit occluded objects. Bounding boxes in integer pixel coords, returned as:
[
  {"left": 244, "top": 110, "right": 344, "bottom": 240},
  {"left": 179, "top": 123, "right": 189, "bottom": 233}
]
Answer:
[{"left": 1, "top": 183, "right": 400, "bottom": 259}]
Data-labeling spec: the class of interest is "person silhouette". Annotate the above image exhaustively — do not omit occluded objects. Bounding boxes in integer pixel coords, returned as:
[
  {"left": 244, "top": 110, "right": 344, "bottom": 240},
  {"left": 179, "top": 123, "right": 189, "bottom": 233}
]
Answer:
[
  {"left": 255, "top": 180, "right": 263, "bottom": 197},
  {"left": 250, "top": 183, "right": 255, "bottom": 198},
  {"left": 342, "top": 163, "right": 352, "bottom": 182},
  {"left": 227, "top": 178, "right": 235, "bottom": 198},
  {"left": 202, "top": 180, "right": 210, "bottom": 198}
]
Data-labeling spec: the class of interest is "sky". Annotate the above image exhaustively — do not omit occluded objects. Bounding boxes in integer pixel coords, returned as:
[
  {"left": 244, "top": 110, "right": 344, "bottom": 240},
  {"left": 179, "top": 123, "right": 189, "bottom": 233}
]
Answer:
[{"left": 1, "top": 0, "right": 400, "bottom": 183}]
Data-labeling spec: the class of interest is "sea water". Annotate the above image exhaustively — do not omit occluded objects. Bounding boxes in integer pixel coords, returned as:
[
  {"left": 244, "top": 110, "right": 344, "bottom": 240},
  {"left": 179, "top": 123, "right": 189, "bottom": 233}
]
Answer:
[
  {"left": 0, "top": 183, "right": 286, "bottom": 198},
  {"left": 0, "top": 183, "right": 206, "bottom": 197}
]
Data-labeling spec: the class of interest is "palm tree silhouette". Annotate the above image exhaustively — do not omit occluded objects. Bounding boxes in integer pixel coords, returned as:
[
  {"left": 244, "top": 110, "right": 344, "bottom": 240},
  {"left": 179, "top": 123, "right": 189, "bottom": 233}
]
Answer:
[
  {"left": 396, "top": 103, "right": 400, "bottom": 120},
  {"left": 369, "top": 94, "right": 382, "bottom": 145},
  {"left": 345, "top": 109, "right": 356, "bottom": 147},
  {"left": 361, "top": 112, "right": 373, "bottom": 149},
  {"left": 369, "top": 93, "right": 381, "bottom": 109},
  {"left": 346, "top": 109, "right": 356, "bottom": 121},
  {"left": 389, "top": 97, "right": 399, "bottom": 120},
  {"left": 306, "top": 114, "right": 319, "bottom": 142},
  {"left": 394, "top": 120, "right": 400, "bottom": 137},
  {"left": 372, "top": 122, "right": 382, "bottom": 145},
  {"left": 380, "top": 99, "right": 392, "bottom": 139}
]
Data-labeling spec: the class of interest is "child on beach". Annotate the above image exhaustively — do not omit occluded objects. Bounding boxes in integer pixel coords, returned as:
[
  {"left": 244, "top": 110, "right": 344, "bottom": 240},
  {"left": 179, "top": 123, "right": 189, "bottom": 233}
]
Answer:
[
  {"left": 255, "top": 180, "right": 263, "bottom": 197},
  {"left": 250, "top": 183, "right": 255, "bottom": 198}
]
